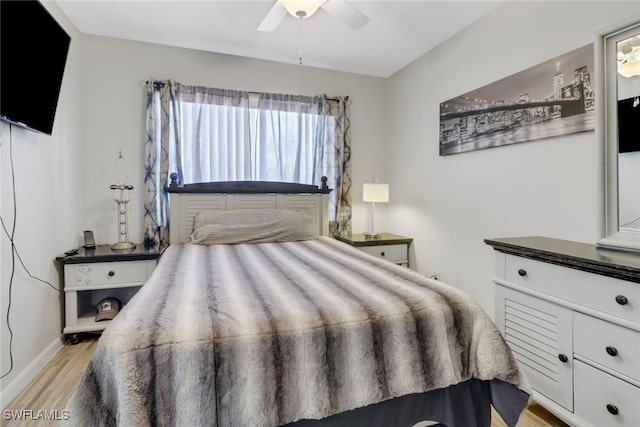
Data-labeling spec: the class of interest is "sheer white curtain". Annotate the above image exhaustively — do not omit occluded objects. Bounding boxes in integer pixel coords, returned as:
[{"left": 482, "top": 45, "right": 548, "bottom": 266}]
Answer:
[
  {"left": 253, "top": 93, "right": 326, "bottom": 184},
  {"left": 169, "top": 83, "right": 251, "bottom": 184}
]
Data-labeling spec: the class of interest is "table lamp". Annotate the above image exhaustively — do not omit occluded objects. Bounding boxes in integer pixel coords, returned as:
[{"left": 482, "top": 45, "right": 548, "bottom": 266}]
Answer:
[{"left": 362, "top": 182, "right": 389, "bottom": 239}]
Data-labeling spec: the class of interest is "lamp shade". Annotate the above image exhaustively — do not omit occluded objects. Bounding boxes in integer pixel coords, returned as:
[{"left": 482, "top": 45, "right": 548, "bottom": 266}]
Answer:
[{"left": 363, "top": 183, "right": 389, "bottom": 203}]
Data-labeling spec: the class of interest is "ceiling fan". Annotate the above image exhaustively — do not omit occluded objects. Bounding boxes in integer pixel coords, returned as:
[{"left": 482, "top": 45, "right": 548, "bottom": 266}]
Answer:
[{"left": 257, "top": 0, "right": 369, "bottom": 32}]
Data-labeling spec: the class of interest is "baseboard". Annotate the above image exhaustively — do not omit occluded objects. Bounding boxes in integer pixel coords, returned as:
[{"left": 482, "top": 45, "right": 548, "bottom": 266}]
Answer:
[
  {"left": 532, "top": 391, "right": 588, "bottom": 426},
  {"left": 0, "top": 335, "right": 65, "bottom": 410}
]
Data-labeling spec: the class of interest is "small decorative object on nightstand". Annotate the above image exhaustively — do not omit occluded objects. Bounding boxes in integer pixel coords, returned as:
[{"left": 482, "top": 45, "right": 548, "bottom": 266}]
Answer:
[
  {"left": 110, "top": 183, "right": 135, "bottom": 251},
  {"left": 335, "top": 232, "right": 412, "bottom": 267},
  {"left": 110, "top": 151, "right": 136, "bottom": 252},
  {"left": 56, "top": 244, "right": 164, "bottom": 344}
]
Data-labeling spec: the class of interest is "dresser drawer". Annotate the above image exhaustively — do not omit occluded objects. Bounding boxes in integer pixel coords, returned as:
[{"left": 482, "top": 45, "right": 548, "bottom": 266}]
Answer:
[
  {"left": 359, "top": 244, "right": 407, "bottom": 263},
  {"left": 574, "top": 312, "right": 640, "bottom": 381},
  {"left": 575, "top": 360, "right": 640, "bottom": 427},
  {"left": 66, "top": 261, "right": 150, "bottom": 288},
  {"left": 505, "top": 254, "right": 640, "bottom": 323}
]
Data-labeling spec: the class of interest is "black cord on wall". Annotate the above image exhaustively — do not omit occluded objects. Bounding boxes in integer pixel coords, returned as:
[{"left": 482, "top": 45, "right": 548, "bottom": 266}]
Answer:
[
  {"left": 1, "top": 125, "right": 18, "bottom": 379},
  {"left": 0, "top": 124, "right": 61, "bottom": 380}
]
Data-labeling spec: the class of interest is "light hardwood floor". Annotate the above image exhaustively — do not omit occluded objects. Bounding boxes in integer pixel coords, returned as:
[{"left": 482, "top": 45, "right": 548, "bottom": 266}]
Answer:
[{"left": 3, "top": 338, "right": 569, "bottom": 427}]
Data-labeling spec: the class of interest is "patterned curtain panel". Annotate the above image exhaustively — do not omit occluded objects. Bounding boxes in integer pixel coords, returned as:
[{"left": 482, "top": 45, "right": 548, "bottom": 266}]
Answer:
[
  {"left": 322, "top": 96, "right": 352, "bottom": 237},
  {"left": 143, "top": 81, "right": 172, "bottom": 249}
]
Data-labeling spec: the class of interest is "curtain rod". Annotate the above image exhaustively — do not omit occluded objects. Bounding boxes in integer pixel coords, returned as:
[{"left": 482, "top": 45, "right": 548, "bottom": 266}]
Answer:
[
  {"left": 247, "top": 91, "right": 343, "bottom": 102},
  {"left": 143, "top": 79, "right": 345, "bottom": 102}
]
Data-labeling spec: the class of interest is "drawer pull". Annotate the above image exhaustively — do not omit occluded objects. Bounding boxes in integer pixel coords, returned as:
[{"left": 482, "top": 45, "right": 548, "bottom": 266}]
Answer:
[
  {"left": 605, "top": 346, "right": 618, "bottom": 357},
  {"left": 615, "top": 295, "right": 628, "bottom": 305},
  {"left": 517, "top": 269, "right": 527, "bottom": 277},
  {"left": 380, "top": 252, "right": 385, "bottom": 257},
  {"left": 558, "top": 353, "right": 568, "bottom": 363},
  {"left": 606, "top": 404, "right": 619, "bottom": 415},
  {"left": 108, "top": 271, "right": 115, "bottom": 277}
]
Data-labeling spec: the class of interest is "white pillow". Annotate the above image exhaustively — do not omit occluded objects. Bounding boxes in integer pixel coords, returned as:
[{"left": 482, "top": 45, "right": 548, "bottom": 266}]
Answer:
[{"left": 190, "top": 209, "right": 318, "bottom": 245}]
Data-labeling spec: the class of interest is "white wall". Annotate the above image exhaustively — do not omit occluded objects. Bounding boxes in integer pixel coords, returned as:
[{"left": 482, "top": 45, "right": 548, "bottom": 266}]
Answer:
[
  {"left": 385, "top": 1, "right": 640, "bottom": 314},
  {"left": 0, "top": 2, "right": 83, "bottom": 406},
  {"left": 76, "top": 36, "right": 389, "bottom": 245}
]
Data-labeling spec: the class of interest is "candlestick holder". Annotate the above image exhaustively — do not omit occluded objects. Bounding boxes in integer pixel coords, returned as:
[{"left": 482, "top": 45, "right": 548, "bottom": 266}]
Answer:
[{"left": 110, "top": 183, "right": 136, "bottom": 252}]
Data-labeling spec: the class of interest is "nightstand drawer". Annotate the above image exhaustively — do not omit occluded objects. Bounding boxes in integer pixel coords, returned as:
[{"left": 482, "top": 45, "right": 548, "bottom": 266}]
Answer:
[
  {"left": 67, "top": 261, "right": 150, "bottom": 288},
  {"left": 360, "top": 244, "right": 407, "bottom": 262},
  {"left": 574, "top": 312, "right": 640, "bottom": 381}
]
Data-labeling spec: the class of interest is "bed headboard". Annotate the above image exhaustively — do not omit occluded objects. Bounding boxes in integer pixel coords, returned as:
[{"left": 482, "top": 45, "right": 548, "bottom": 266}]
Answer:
[{"left": 166, "top": 174, "right": 332, "bottom": 244}]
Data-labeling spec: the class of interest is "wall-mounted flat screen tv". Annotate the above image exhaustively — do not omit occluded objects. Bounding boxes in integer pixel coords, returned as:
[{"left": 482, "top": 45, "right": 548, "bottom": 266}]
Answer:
[
  {"left": 618, "top": 96, "right": 640, "bottom": 154},
  {"left": 0, "top": 0, "right": 71, "bottom": 135}
]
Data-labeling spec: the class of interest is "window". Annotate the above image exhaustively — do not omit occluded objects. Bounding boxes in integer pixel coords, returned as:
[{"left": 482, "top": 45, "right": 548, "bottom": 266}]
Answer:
[{"left": 168, "top": 92, "right": 334, "bottom": 187}]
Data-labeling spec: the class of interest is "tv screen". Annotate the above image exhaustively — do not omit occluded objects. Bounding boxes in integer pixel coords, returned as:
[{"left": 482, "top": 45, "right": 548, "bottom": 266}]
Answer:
[
  {"left": 618, "top": 96, "right": 640, "bottom": 154},
  {"left": 0, "top": 0, "right": 71, "bottom": 135}
]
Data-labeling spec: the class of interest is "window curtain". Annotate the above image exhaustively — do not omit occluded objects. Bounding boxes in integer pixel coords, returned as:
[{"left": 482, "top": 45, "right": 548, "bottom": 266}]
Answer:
[
  {"left": 143, "top": 80, "right": 351, "bottom": 247},
  {"left": 171, "top": 83, "right": 251, "bottom": 183},
  {"left": 143, "top": 80, "right": 250, "bottom": 248},
  {"left": 143, "top": 81, "right": 171, "bottom": 250},
  {"left": 254, "top": 93, "right": 352, "bottom": 236},
  {"left": 322, "top": 96, "right": 352, "bottom": 237},
  {"left": 254, "top": 93, "right": 325, "bottom": 183}
]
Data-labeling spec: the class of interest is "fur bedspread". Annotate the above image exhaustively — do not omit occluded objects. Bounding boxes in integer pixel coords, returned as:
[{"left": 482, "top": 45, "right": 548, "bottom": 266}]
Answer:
[{"left": 62, "top": 237, "right": 530, "bottom": 426}]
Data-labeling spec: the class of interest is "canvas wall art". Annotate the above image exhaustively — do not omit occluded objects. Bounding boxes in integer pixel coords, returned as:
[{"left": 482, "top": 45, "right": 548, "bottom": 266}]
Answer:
[{"left": 439, "top": 44, "right": 594, "bottom": 156}]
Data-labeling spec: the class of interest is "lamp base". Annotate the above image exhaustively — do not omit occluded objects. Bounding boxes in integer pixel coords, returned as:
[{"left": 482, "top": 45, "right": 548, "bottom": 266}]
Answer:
[
  {"left": 111, "top": 241, "right": 136, "bottom": 252},
  {"left": 363, "top": 232, "right": 382, "bottom": 240}
]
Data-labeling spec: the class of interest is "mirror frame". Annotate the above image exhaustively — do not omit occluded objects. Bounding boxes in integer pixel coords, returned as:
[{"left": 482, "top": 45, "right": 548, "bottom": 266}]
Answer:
[{"left": 598, "top": 19, "right": 640, "bottom": 251}]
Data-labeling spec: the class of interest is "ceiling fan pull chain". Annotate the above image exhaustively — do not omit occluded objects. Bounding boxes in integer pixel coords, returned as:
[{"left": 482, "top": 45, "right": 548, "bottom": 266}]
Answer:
[{"left": 298, "top": 20, "right": 304, "bottom": 65}]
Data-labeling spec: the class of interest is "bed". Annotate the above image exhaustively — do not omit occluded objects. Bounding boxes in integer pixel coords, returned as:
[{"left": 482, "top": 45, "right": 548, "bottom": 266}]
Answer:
[{"left": 61, "top": 177, "right": 531, "bottom": 427}]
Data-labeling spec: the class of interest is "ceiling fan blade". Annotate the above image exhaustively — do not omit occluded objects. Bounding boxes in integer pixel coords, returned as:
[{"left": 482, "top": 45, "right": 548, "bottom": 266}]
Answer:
[
  {"left": 257, "top": 2, "right": 287, "bottom": 32},
  {"left": 320, "top": 0, "right": 369, "bottom": 30}
]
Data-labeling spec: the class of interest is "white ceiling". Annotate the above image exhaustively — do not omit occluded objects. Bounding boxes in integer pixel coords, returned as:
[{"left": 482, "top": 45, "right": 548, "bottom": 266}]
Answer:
[{"left": 54, "top": 0, "right": 503, "bottom": 78}]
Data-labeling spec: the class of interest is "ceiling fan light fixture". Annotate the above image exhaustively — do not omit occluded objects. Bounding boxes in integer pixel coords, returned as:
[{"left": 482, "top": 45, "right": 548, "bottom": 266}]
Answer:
[
  {"left": 618, "top": 36, "right": 640, "bottom": 78},
  {"left": 280, "top": 0, "right": 324, "bottom": 19},
  {"left": 618, "top": 59, "right": 640, "bottom": 78},
  {"left": 618, "top": 48, "right": 640, "bottom": 78}
]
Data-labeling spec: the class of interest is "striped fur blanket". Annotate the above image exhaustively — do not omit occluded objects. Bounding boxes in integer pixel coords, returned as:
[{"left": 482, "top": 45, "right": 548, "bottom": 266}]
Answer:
[{"left": 63, "top": 237, "right": 530, "bottom": 427}]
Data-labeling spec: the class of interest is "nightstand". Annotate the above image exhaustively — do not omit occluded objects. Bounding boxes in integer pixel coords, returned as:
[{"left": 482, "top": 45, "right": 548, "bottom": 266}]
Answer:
[
  {"left": 335, "top": 233, "right": 413, "bottom": 267},
  {"left": 56, "top": 244, "right": 164, "bottom": 343}
]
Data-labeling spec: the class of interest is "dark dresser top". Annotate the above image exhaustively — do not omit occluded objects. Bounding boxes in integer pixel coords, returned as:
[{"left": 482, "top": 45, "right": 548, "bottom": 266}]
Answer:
[
  {"left": 485, "top": 236, "right": 640, "bottom": 283},
  {"left": 56, "top": 244, "right": 164, "bottom": 265}
]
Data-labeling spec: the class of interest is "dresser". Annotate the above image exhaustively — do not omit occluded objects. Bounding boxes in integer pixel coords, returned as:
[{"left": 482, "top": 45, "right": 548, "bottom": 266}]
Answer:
[
  {"left": 485, "top": 236, "right": 640, "bottom": 427},
  {"left": 56, "top": 244, "right": 163, "bottom": 343},
  {"left": 334, "top": 232, "right": 412, "bottom": 267}
]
